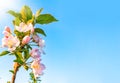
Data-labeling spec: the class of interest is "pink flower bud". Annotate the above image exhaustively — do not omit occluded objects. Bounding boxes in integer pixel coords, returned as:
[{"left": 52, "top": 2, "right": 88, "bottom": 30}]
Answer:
[
  {"left": 4, "top": 26, "right": 11, "bottom": 33},
  {"left": 33, "top": 35, "right": 39, "bottom": 43},
  {"left": 3, "top": 26, "right": 11, "bottom": 38},
  {"left": 22, "top": 36, "right": 30, "bottom": 45}
]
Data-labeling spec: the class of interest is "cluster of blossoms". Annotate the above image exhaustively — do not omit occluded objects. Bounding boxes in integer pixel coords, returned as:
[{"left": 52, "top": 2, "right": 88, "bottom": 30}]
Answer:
[
  {"left": 30, "top": 48, "right": 45, "bottom": 78},
  {"left": 2, "top": 22, "right": 45, "bottom": 78},
  {"left": 2, "top": 26, "right": 20, "bottom": 51}
]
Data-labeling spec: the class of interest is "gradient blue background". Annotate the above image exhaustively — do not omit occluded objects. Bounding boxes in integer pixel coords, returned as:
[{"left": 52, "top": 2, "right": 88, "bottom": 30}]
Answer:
[{"left": 0, "top": 0, "right": 120, "bottom": 83}]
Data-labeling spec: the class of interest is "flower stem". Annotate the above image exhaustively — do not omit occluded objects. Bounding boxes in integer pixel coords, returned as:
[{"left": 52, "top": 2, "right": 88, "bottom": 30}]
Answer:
[
  {"left": 11, "top": 62, "right": 20, "bottom": 83},
  {"left": 34, "top": 79, "right": 37, "bottom": 83}
]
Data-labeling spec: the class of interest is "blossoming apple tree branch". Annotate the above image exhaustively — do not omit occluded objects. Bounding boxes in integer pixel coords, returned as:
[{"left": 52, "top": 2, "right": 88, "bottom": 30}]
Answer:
[{"left": 0, "top": 5, "right": 57, "bottom": 83}]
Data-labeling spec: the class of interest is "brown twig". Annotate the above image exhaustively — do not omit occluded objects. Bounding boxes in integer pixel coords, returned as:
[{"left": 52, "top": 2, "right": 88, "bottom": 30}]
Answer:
[{"left": 11, "top": 62, "right": 20, "bottom": 83}]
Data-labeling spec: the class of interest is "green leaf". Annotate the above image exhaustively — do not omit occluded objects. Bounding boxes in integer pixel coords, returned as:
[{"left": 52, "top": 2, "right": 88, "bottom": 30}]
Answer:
[
  {"left": 14, "top": 30, "right": 21, "bottom": 37},
  {"left": 14, "top": 30, "right": 23, "bottom": 40},
  {"left": 24, "top": 30, "right": 31, "bottom": 36},
  {"left": 30, "top": 72, "right": 35, "bottom": 80},
  {"left": 37, "top": 80, "right": 41, "bottom": 82},
  {"left": 14, "top": 59, "right": 24, "bottom": 65},
  {"left": 7, "top": 81, "right": 11, "bottom": 83},
  {"left": 0, "top": 51, "right": 10, "bottom": 56},
  {"left": 9, "top": 70, "right": 14, "bottom": 74},
  {"left": 14, "top": 30, "right": 28, "bottom": 40},
  {"left": 20, "top": 5, "right": 32, "bottom": 22},
  {"left": 16, "top": 52, "right": 23, "bottom": 60},
  {"left": 23, "top": 64, "right": 29, "bottom": 70},
  {"left": 27, "top": 15, "right": 35, "bottom": 24},
  {"left": 24, "top": 48, "right": 30, "bottom": 60},
  {"left": 36, "top": 14, "right": 58, "bottom": 24},
  {"left": 13, "top": 17, "right": 21, "bottom": 26},
  {"left": 35, "top": 28, "right": 46, "bottom": 36},
  {"left": 7, "top": 10, "right": 21, "bottom": 18},
  {"left": 9, "top": 52, "right": 15, "bottom": 55},
  {"left": 35, "top": 8, "right": 43, "bottom": 17},
  {"left": 26, "top": 44, "right": 32, "bottom": 50}
]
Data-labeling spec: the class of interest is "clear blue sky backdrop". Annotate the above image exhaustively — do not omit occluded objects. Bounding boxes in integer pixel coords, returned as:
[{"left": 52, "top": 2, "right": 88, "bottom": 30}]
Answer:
[{"left": 0, "top": 0, "right": 120, "bottom": 83}]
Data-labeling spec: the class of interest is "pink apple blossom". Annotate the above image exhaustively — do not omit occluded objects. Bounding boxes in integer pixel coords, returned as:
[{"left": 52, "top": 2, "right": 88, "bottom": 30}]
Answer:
[
  {"left": 15, "top": 22, "right": 34, "bottom": 33},
  {"left": 2, "top": 35, "right": 20, "bottom": 51},
  {"left": 31, "top": 60, "right": 45, "bottom": 78},
  {"left": 38, "top": 39, "right": 45, "bottom": 48},
  {"left": 30, "top": 48, "right": 41, "bottom": 59},
  {"left": 22, "top": 35, "right": 30, "bottom": 45}
]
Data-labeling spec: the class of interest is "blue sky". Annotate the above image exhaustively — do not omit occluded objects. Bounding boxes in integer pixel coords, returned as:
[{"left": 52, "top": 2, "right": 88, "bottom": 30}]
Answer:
[{"left": 0, "top": 0, "right": 120, "bottom": 83}]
